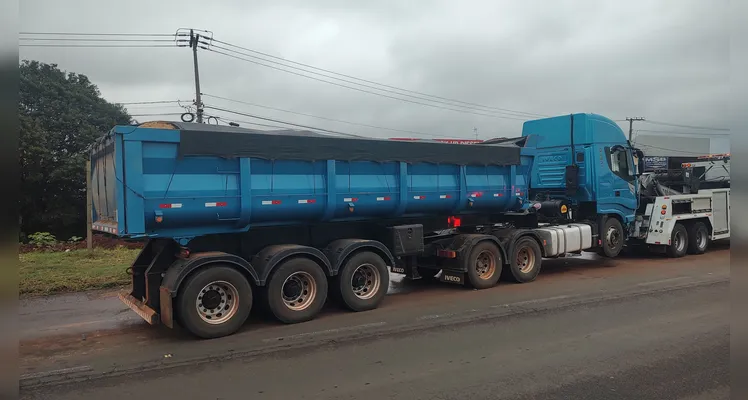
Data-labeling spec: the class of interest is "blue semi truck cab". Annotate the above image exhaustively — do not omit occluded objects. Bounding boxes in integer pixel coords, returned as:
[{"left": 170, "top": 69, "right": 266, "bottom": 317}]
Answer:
[
  {"left": 94, "top": 113, "right": 646, "bottom": 339},
  {"left": 519, "top": 113, "right": 641, "bottom": 256}
]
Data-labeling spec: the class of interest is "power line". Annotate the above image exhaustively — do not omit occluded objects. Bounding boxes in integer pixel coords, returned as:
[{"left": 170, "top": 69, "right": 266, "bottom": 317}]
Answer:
[
  {"left": 205, "top": 43, "right": 532, "bottom": 119},
  {"left": 19, "top": 44, "right": 175, "bottom": 48},
  {"left": 202, "top": 112, "right": 293, "bottom": 130},
  {"left": 204, "top": 47, "right": 529, "bottom": 121},
  {"left": 210, "top": 38, "right": 546, "bottom": 118},
  {"left": 637, "top": 129, "right": 730, "bottom": 136},
  {"left": 20, "top": 32, "right": 176, "bottom": 36},
  {"left": 129, "top": 112, "right": 186, "bottom": 117},
  {"left": 202, "top": 93, "right": 458, "bottom": 139},
  {"left": 203, "top": 105, "right": 365, "bottom": 138},
  {"left": 635, "top": 143, "right": 712, "bottom": 155},
  {"left": 115, "top": 100, "right": 187, "bottom": 105},
  {"left": 19, "top": 38, "right": 175, "bottom": 42},
  {"left": 642, "top": 119, "right": 729, "bottom": 131}
]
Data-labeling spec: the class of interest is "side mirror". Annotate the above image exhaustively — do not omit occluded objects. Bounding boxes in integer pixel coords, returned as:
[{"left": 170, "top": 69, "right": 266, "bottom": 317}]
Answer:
[{"left": 634, "top": 149, "right": 645, "bottom": 175}]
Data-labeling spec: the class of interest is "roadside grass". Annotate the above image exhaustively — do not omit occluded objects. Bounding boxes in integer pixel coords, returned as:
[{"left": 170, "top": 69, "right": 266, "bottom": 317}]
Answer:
[{"left": 19, "top": 247, "right": 140, "bottom": 296}]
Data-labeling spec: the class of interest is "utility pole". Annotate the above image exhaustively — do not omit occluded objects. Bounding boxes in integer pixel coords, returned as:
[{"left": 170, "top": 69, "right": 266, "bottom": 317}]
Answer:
[
  {"left": 190, "top": 29, "right": 204, "bottom": 123},
  {"left": 626, "top": 117, "right": 645, "bottom": 142},
  {"left": 473, "top": 127, "right": 478, "bottom": 140}
]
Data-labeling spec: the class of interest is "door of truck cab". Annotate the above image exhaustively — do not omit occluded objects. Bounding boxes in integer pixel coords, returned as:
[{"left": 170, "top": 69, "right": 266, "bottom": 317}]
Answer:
[{"left": 596, "top": 144, "right": 638, "bottom": 221}]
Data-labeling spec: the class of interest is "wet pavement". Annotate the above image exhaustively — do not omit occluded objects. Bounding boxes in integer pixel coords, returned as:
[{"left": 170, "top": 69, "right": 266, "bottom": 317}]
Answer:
[{"left": 19, "top": 245, "right": 730, "bottom": 399}]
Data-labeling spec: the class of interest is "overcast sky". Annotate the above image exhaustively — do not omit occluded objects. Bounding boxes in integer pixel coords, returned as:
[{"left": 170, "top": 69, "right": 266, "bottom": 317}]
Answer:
[{"left": 19, "top": 0, "right": 729, "bottom": 149}]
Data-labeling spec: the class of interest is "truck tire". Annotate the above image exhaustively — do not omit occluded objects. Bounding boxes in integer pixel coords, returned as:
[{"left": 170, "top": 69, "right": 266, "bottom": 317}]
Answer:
[
  {"left": 506, "top": 236, "right": 542, "bottom": 283},
  {"left": 266, "top": 257, "right": 328, "bottom": 324},
  {"left": 464, "top": 241, "right": 502, "bottom": 289},
  {"left": 598, "top": 217, "right": 624, "bottom": 258},
  {"left": 176, "top": 265, "right": 252, "bottom": 339},
  {"left": 687, "top": 221, "right": 710, "bottom": 255},
  {"left": 666, "top": 223, "right": 688, "bottom": 258},
  {"left": 335, "top": 251, "right": 389, "bottom": 312}
]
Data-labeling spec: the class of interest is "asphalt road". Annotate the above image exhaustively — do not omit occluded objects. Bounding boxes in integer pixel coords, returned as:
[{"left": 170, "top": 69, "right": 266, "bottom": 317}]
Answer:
[{"left": 21, "top": 246, "right": 730, "bottom": 399}]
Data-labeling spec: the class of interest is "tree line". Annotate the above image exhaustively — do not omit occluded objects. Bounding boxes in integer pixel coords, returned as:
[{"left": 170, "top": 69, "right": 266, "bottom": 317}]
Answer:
[{"left": 20, "top": 60, "right": 131, "bottom": 241}]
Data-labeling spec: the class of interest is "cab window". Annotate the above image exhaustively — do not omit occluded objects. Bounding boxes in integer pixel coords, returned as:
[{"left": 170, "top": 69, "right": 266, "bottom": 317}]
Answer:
[{"left": 605, "top": 147, "right": 635, "bottom": 182}]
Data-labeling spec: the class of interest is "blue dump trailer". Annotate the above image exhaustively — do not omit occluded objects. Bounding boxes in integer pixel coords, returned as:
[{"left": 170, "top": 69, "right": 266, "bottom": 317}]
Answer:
[{"left": 92, "top": 113, "right": 666, "bottom": 338}]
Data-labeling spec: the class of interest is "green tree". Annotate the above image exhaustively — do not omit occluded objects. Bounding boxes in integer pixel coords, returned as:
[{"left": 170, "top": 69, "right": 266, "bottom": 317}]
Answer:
[{"left": 19, "top": 60, "right": 131, "bottom": 239}]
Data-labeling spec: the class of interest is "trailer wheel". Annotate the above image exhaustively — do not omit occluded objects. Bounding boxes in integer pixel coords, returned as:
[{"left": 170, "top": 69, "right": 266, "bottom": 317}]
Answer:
[
  {"left": 266, "top": 258, "right": 328, "bottom": 324},
  {"left": 335, "top": 251, "right": 389, "bottom": 312},
  {"left": 506, "top": 237, "right": 542, "bottom": 283},
  {"left": 598, "top": 217, "right": 624, "bottom": 258},
  {"left": 667, "top": 223, "right": 689, "bottom": 258},
  {"left": 687, "top": 221, "right": 710, "bottom": 255},
  {"left": 176, "top": 265, "right": 252, "bottom": 339},
  {"left": 464, "top": 241, "right": 502, "bottom": 289}
]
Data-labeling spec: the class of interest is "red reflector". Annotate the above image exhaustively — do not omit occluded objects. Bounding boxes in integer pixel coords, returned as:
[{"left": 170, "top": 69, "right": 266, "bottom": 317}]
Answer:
[
  {"left": 448, "top": 216, "right": 462, "bottom": 227},
  {"left": 384, "top": 196, "right": 391, "bottom": 201},
  {"left": 470, "top": 192, "right": 483, "bottom": 198},
  {"left": 271, "top": 200, "right": 282, "bottom": 205},
  {"left": 159, "top": 204, "right": 171, "bottom": 209},
  {"left": 437, "top": 249, "right": 457, "bottom": 258},
  {"left": 216, "top": 202, "right": 227, "bottom": 207}
]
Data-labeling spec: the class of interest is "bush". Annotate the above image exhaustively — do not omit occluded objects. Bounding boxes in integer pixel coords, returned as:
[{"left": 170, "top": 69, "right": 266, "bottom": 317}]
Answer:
[{"left": 28, "top": 232, "right": 57, "bottom": 247}]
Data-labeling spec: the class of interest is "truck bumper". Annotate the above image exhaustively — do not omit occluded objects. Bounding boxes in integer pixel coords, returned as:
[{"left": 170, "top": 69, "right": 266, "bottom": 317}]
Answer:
[{"left": 118, "top": 292, "right": 159, "bottom": 325}]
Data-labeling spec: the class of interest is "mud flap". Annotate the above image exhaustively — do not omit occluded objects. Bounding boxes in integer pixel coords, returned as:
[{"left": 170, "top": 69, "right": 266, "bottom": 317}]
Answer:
[
  {"left": 160, "top": 287, "right": 174, "bottom": 328},
  {"left": 439, "top": 271, "right": 465, "bottom": 285}
]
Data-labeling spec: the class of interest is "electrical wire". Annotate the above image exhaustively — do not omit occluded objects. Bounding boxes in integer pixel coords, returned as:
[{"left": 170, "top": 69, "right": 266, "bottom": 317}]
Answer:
[
  {"left": 634, "top": 143, "right": 712, "bottom": 155},
  {"left": 20, "top": 32, "right": 176, "bottom": 36},
  {"left": 19, "top": 38, "right": 176, "bottom": 42},
  {"left": 20, "top": 44, "right": 176, "bottom": 48},
  {"left": 202, "top": 93, "right": 460, "bottom": 139},
  {"left": 205, "top": 43, "right": 531, "bottom": 119},
  {"left": 203, "top": 106, "right": 366, "bottom": 138},
  {"left": 129, "top": 112, "right": 186, "bottom": 117},
  {"left": 642, "top": 119, "right": 729, "bottom": 131},
  {"left": 204, "top": 47, "right": 528, "bottom": 121},
  {"left": 203, "top": 112, "right": 291, "bottom": 130},
  {"left": 116, "top": 100, "right": 188, "bottom": 105},
  {"left": 637, "top": 129, "right": 730, "bottom": 136},
  {"left": 209, "top": 38, "right": 546, "bottom": 118}
]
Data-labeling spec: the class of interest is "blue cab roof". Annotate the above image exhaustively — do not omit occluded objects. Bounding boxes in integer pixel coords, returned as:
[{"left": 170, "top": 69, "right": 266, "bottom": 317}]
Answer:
[{"left": 521, "top": 113, "right": 627, "bottom": 148}]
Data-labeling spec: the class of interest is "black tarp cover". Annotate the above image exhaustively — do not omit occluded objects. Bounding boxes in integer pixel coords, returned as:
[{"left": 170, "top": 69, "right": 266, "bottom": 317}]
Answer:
[{"left": 172, "top": 122, "right": 523, "bottom": 166}]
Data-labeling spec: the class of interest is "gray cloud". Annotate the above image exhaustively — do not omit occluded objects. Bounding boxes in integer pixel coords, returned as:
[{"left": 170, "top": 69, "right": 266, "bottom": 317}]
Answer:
[{"left": 20, "top": 0, "right": 729, "bottom": 145}]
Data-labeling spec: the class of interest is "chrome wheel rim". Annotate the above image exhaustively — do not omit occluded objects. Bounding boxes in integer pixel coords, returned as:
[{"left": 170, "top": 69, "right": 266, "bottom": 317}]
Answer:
[
  {"left": 606, "top": 226, "right": 621, "bottom": 249},
  {"left": 195, "top": 280, "right": 240, "bottom": 325},
  {"left": 697, "top": 229, "right": 708, "bottom": 249},
  {"left": 282, "top": 271, "right": 317, "bottom": 311},
  {"left": 475, "top": 250, "right": 497, "bottom": 280},
  {"left": 517, "top": 247, "right": 536, "bottom": 274},
  {"left": 351, "top": 263, "right": 381, "bottom": 300},
  {"left": 674, "top": 231, "right": 686, "bottom": 252}
]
